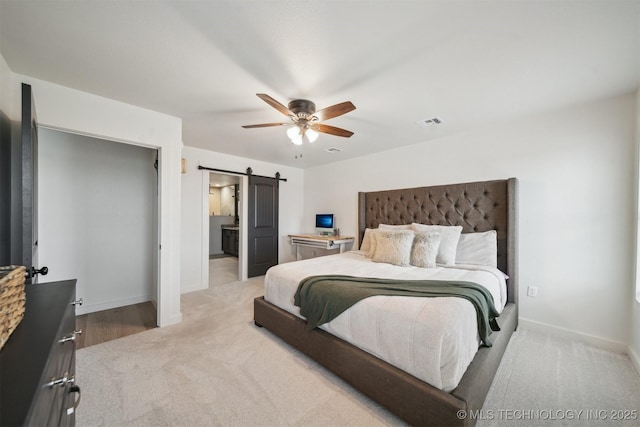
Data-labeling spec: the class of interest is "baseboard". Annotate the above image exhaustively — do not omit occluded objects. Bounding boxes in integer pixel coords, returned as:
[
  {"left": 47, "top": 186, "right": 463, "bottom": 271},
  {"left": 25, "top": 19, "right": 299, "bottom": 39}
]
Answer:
[
  {"left": 628, "top": 345, "right": 640, "bottom": 376},
  {"left": 76, "top": 295, "right": 152, "bottom": 315},
  {"left": 518, "top": 317, "right": 627, "bottom": 354}
]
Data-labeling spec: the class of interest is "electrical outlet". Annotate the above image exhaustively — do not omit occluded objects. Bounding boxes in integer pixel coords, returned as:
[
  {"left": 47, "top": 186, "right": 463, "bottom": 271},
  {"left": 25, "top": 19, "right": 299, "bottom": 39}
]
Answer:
[{"left": 527, "top": 285, "right": 538, "bottom": 298}]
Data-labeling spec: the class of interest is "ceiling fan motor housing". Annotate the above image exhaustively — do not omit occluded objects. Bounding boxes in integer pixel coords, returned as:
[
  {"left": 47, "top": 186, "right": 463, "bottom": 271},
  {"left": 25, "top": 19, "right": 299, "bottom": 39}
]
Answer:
[{"left": 288, "top": 99, "right": 316, "bottom": 118}]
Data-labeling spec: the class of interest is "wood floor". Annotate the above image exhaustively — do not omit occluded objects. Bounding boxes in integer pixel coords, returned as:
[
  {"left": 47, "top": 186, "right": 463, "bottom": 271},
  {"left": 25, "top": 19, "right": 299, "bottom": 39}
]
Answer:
[{"left": 75, "top": 302, "right": 156, "bottom": 349}]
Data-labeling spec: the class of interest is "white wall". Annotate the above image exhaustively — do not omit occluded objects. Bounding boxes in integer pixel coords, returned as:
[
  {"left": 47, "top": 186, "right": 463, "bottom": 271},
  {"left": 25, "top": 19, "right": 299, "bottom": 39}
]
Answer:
[
  {"left": 304, "top": 93, "right": 637, "bottom": 350},
  {"left": 0, "top": 53, "right": 13, "bottom": 118},
  {"left": 630, "top": 89, "right": 640, "bottom": 371},
  {"left": 38, "top": 129, "right": 156, "bottom": 314},
  {"left": 11, "top": 73, "right": 183, "bottom": 327},
  {"left": 181, "top": 146, "right": 304, "bottom": 293},
  {"left": 209, "top": 216, "right": 234, "bottom": 255},
  {"left": 209, "top": 187, "right": 221, "bottom": 215},
  {"left": 220, "top": 185, "right": 235, "bottom": 216}
]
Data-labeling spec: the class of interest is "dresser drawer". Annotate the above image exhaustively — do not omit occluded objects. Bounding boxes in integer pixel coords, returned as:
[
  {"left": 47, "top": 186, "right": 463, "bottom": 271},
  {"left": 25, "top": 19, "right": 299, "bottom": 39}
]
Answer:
[
  {"left": 57, "top": 353, "right": 78, "bottom": 427},
  {"left": 0, "top": 280, "right": 79, "bottom": 427},
  {"left": 27, "top": 298, "right": 77, "bottom": 426}
]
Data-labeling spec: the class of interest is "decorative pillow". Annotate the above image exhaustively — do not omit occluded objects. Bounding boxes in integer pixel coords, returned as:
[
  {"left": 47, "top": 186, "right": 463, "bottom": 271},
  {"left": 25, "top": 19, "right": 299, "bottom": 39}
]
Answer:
[
  {"left": 411, "top": 223, "right": 462, "bottom": 265},
  {"left": 455, "top": 230, "right": 498, "bottom": 267},
  {"left": 367, "top": 229, "right": 379, "bottom": 258},
  {"left": 378, "top": 223, "right": 412, "bottom": 230},
  {"left": 360, "top": 228, "right": 373, "bottom": 252},
  {"left": 371, "top": 230, "right": 414, "bottom": 266},
  {"left": 368, "top": 227, "right": 409, "bottom": 258},
  {"left": 410, "top": 232, "right": 441, "bottom": 268}
]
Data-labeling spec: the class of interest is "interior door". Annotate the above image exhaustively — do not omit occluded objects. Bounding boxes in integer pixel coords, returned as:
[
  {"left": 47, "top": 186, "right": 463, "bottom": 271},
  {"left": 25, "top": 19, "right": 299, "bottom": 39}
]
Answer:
[
  {"left": 0, "top": 109, "right": 11, "bottom": 265},
  {"left": 247, "top": 174, "right": 279, "bottom": 277},
  {"left": 20, "top": 83, "right": 46, "bottom": 284}
]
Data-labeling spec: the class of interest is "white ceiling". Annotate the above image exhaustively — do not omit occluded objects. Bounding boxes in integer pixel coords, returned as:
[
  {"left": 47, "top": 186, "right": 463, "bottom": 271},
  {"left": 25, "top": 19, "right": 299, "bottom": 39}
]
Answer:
[
  {"left": 1, "top": 1, "right": 638, "bottom": 169},
  {"left": 209, "top": 172, "right": 239, "bottom": 188}
]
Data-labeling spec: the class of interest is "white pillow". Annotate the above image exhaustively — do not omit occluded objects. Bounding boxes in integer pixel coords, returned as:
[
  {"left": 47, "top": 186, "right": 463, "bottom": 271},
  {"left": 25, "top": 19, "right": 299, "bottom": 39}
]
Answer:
[
  {"left": 366, "top": 229, "right": 379, "bottom": 258},
  {"left": 411, "top": 223, "right": 462, "bottom": 265},
  {"left": 410, "top": 232, "right": 441, "bottom": 268},
  {"left": 360, "top": 228, "right": 373, "bottom": 252},
  {"left": 455, "top": 230, "right": 498, "bottom": 267},
  {"left": 379, "top": 223, "right": 412, "bottom": 230},
  {"left": 367, "top": 228, "right": 406, "bottom": 258},
  {"left": 371, "top": 230, "right": 414, "bottom": 266}
]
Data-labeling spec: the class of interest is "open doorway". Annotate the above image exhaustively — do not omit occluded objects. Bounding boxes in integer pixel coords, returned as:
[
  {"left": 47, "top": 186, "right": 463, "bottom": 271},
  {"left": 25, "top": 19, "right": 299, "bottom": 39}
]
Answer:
[
  {"left": 38, "top": 128, "right": 159, "bottom": 346},
  {"left": 208, "top": 172, "right": 240, "bottom": 286}
]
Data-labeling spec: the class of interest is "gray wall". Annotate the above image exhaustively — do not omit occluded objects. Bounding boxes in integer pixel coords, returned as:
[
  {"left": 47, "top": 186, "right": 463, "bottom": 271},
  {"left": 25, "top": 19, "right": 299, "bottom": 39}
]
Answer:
[{"left": 38, "top": 128, "right": 156, "bottom": 314}]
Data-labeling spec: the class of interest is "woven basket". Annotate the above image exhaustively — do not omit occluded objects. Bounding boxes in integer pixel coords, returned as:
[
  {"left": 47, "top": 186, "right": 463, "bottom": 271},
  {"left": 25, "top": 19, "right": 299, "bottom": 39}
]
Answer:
[{"left": 0, "top": 265, "right": 27, "bottom": 350}]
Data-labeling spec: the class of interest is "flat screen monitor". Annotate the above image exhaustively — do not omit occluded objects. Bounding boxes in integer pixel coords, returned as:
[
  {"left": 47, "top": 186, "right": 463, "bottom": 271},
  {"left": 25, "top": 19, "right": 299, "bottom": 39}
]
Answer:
[{"left": 315, "top": 214, "right": 334, "bottom": 235}]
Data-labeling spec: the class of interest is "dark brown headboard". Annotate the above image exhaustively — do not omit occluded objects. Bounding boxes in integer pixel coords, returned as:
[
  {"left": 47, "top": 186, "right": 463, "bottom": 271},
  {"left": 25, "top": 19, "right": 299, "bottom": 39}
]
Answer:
[{"left": 358, "top": 178, "right": 518, "bottom": 305}]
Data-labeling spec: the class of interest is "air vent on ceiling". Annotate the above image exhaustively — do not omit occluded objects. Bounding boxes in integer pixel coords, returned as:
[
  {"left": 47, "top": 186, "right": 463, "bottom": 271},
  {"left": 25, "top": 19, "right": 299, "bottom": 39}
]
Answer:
[
  {"left": 416, "top": 117, "right": 443, "bottom": 127},
  {"left": 325, "top": 147, "right": 342, "bottom": 153}
]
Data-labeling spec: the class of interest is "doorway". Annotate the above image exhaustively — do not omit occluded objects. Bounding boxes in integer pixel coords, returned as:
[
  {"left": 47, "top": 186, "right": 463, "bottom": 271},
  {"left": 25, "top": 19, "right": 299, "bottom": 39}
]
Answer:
[
  {"left": 208, "top": 172, "right": 240, "bottom": 286},
  {"left": 38, "top": 128, "right": 159, "bottom": 325}
]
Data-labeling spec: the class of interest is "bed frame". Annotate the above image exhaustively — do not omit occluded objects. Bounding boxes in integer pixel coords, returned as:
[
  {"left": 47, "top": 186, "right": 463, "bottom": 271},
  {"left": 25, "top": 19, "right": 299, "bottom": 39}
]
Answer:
[{"left": 254, "top": 178, "right": 518, "bottom": 426}]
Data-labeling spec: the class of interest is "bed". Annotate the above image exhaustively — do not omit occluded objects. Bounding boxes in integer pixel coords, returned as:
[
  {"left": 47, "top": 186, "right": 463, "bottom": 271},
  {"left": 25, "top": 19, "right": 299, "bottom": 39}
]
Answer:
[{"left": 254, "top": 178, "right": 518, "bottom": 426}]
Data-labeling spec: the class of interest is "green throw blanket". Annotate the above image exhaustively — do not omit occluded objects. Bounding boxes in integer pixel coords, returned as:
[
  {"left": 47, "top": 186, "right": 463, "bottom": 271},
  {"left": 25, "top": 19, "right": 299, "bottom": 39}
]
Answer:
[{"left": 294, "top": 275, "right": 501, "bottom": 347}]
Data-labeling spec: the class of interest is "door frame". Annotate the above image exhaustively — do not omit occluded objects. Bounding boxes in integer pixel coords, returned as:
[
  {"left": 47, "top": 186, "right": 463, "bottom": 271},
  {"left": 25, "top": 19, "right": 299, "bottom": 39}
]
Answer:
[
  {"left": 200, "top": 172, "right": 247, "bottom": 288},
  {"left": 38, "top": 124, "right": 172, "bottom": 326}
]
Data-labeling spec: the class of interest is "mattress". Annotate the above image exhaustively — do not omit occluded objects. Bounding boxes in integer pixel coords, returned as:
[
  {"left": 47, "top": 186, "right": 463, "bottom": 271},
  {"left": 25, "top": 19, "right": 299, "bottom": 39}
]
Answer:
[{"left": 264, "top": 250, "right": 507, "bottom": 391}]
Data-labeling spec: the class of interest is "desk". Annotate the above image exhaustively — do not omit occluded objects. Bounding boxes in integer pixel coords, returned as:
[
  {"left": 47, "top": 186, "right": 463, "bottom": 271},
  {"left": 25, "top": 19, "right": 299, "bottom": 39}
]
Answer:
[{"left": 289, "top": 234, "right": 355, "bottom": 261}]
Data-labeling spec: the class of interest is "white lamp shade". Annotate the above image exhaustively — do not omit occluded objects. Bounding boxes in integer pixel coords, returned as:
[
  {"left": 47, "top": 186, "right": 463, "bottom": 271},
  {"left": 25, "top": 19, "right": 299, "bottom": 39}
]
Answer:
[
  {"left": 286, "top": 126, "right": 299, "bottom": 139},
  {"left": 306, "top": 128, "right": 319, "bottom": 143},
  {"left": 287, "top": 126, "right": 303, "bottom": 145},
  {"left": 287, "top": 125, "right": 318, "bottom": 145}
]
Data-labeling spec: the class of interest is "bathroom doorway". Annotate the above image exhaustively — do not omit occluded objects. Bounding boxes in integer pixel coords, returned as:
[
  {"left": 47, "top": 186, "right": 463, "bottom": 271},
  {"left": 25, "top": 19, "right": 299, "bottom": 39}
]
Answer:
[{"left": 208, "top": 172, "right": 240, "bottom": 286}]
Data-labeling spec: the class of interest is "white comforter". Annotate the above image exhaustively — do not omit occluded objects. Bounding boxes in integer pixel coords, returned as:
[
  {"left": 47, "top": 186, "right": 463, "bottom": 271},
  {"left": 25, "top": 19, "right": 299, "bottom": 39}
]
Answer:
[{"left": 264, "top": 250, "right": 507, "bottom": 391}]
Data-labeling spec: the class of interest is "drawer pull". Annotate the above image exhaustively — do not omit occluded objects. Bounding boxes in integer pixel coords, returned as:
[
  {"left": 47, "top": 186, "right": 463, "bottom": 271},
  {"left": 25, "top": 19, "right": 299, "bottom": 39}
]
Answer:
[
  {"left": 45, "top": 373, "right": 70, "bottom": 388},
  {"left": 68, "top": 384, "right": 81, "bottom": 413},
  {"left": 71, "top": 298, "right": 83, "bottom": 306},
  {"left": 58, "top": 329, "right": 82, "bottom": 344}
]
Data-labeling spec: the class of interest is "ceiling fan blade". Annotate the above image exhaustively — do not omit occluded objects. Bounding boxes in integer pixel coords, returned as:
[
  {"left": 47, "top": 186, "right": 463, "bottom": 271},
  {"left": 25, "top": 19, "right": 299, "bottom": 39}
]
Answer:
[
  {"left": 313, "top": 101, "right": 356, "bottom": 121},
  {"left": 241, "top": 123, "right": 288, "bottom": 128},
  {"left": 256, "top": 93, "right": 293, "bottom": 117},
  {"left": 310, "top": 123, "right": 354, "bottom": 138}
]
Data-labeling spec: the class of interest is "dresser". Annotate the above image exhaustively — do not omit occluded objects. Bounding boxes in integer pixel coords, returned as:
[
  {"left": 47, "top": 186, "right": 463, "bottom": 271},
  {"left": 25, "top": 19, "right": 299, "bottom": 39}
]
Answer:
[{"left": 0, "top": 280, "right": 81, "bottom": 426}]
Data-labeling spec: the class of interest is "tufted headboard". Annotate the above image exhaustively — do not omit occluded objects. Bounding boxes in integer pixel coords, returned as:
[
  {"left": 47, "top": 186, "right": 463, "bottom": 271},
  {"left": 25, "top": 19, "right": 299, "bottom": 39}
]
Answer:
[{"left": 358, "top": 178, "right": 518, "bottom": 305}]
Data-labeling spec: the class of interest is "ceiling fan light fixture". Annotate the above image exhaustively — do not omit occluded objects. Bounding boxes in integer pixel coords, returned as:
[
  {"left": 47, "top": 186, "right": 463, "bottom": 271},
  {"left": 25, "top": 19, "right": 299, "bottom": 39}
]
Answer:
[
  {"left": 287, "top": 126, "right": 303, "bottom": 145},
  {"left": 287, "top": 125, "right": 318, "bottom": 145},
  {"left": 306, "top": 128, "right": 319, "bottom": 143}
]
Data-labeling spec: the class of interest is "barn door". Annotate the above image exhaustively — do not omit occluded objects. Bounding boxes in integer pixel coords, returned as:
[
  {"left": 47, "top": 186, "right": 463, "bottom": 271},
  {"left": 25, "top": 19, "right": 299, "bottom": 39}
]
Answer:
[{"left": 247, "top": 173, "right": 279, "bottom": 277}]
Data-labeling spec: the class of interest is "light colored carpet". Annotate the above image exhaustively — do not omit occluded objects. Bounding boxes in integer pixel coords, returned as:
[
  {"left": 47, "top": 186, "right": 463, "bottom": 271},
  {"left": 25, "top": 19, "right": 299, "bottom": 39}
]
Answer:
[
  {"left": 479, "top": 330, "right": 640, "bottom": 427},
  {"left": 209, "top": 256, "right": 239, "bottom": 287},
  {"left": 77, "top": 277, "right": 640, "bottom": 426}
]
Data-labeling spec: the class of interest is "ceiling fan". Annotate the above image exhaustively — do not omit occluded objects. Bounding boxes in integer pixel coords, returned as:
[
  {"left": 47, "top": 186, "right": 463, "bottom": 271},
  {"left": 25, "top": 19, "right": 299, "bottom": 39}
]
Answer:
[{"left": 242, "top": 93, "right": 356, "bottom": 145}]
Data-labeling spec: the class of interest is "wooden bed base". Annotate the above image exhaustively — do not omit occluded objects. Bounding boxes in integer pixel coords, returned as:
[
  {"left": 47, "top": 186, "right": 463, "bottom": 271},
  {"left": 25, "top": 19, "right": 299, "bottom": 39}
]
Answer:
[{"left": 254, "top": 178, "right": 518, "bottom": 426}]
